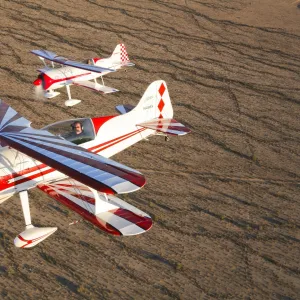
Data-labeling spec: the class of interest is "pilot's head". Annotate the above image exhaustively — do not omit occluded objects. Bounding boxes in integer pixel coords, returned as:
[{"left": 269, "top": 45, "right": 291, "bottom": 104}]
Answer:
[{"left": 72, "top": 122, "right": 83, "bottom": 135}]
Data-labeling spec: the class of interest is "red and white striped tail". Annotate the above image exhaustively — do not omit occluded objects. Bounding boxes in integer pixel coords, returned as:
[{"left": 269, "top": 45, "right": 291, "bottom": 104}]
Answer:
[{"left": 110, "top": 44, "right": 133, "bottom": 66}]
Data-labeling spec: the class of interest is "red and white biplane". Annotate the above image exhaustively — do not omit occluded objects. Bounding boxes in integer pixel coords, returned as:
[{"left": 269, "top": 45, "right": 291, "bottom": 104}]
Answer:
[
  {"left": 0, "top": 80, "right": 190, "bottom": 249},
  {"left": 31, "top": 44, "right": 134, "bottom": 106}
]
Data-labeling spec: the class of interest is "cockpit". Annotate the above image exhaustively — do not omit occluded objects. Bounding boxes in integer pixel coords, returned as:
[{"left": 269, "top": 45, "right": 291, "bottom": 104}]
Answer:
[{"left": 43, "top": 118, "right": 95, "bottom": 145}]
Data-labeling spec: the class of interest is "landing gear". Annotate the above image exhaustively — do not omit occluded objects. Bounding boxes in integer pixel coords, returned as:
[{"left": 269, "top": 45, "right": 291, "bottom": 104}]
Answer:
[
  {"left": 64, "top": 85, "right": 81, "bottom": 107},
  {"left": 44, "top": 89, "right": 60, "bottom": 99},
  {"left": 14, "top": 190, "right": 57, "bottom": 249},
  {"left": 156, "top": 132, "right": 170, "bottom": 142}
]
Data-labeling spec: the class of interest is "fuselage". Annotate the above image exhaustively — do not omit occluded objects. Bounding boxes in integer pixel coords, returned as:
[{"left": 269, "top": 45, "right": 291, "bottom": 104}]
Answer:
[
  {"left": 33, "top": 57, "right": 118, "bottom": 91},
  {"left": 0, "top": 113, "right": 153, "bottom": 204}
]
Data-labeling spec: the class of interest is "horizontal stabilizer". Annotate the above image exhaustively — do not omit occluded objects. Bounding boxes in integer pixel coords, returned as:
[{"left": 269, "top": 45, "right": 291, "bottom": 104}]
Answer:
[
  {"left": 74, "top": 81, "right": 119, "bottom": 94},
  {"left": 38, "top": 180, "right": 152, "bottom": 236},
  {"left": 115, "top": 104, "right": 135, "bottom": 115},
  {"left": 31, "top": 49, "right": 115, "bottom": 73},
  {"left": 123, "top": 62, "right": 135, "bottom": 67},
  {"left": 0, "top": 100, "right": 145, "bottom": 195},
  {"left": 111, "top": 62, "right": 135, "bottom": 68},
  {"left": 137, "top": 118, "right": 191, "bottom": 136}
]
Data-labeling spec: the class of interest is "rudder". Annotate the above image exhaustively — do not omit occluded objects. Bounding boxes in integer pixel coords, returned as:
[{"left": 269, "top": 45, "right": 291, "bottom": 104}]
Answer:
[
  {"left": 133, "top": 81, "right": 191, "bottom": 136},
  {"left": 133, "top": 80, "right": 174, "bottom": 123},
  {"left": 110, "top": 44, "right": 133, "bottom": 66}
]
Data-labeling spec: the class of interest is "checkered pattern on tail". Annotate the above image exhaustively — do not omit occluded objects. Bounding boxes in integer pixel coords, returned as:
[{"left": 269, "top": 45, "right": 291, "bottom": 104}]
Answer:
[
  {"left": 120, "top": 44, "right": 129, "bottom": 63},
  {"left": 111, "top": 44, "right": 132, "bottom": 66}
]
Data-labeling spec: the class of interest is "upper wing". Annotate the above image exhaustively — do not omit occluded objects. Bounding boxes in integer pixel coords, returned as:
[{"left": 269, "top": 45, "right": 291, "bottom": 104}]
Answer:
[
  {"left": 137, "top": 118, "right": 191, "bottom": 135},
  {"left": 0, "top": 100, "right": 145, "bottom": 194},
  {"left": 31, "top": 49, "right": 116, "bottom": 73},
  {"left": 38, "top": 179, "right": 152, "bottom": 236}
]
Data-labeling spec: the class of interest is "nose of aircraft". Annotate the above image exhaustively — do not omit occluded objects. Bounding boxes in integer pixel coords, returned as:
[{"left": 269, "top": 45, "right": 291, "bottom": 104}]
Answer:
[{"left": 33, "top": 78, "right": 42, "bottom": 86}]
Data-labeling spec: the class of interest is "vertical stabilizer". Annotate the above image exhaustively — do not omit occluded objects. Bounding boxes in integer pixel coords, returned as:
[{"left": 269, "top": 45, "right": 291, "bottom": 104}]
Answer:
[
  {"left": 110, "top": 44, "right": 134, "bottom": 66},
  {"left": 133, "top": 80, "right": 174, "bottom": 123}
]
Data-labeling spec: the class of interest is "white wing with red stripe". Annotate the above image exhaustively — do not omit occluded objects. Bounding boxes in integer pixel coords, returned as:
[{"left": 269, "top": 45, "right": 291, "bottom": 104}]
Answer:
[
  {"left": 0, "top": 100, "right": 145, "bottom": 195},
  {"left": 137, "top": 118, "right": 191, "bottom": 135},
  {"left": 73, "top": 80, "right": 118, "bottom": 94},
  {"left": 38, "top": 180, "right": 152, "bottom": 236},
  {"left": 31, "top": 49, "right": 116, "bottom": 73}
]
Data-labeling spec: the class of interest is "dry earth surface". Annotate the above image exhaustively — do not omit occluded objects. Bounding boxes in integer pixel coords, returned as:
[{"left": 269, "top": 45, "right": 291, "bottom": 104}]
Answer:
[{"left": 0, "top": 0, "right": 300, "bottom": 299}]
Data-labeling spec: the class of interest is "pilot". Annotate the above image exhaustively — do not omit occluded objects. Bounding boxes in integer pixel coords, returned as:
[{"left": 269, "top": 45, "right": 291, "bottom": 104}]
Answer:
[
  {"left": 64, "top": 121, "right": 84, "bottom": 142},
  {"left": 72, "top": 121, "right": 84, "bottom": 136}
]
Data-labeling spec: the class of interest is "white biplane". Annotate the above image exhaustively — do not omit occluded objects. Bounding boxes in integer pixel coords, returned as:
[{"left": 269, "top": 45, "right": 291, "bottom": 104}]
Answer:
[
  {"left": 31, "top": 44, "right": 134, "bottom": 106},
  {"left": 0, "top": 80, "right": 190, "bottom": 249}
]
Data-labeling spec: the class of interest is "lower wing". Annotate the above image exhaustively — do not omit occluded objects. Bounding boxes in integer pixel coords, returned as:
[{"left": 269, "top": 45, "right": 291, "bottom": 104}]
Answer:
[
  {"left": 38, "top": 179, "right": 152, "bottom": 236},
  {"left": 73, "top": 80, "right": 119, "bottom": 94}
]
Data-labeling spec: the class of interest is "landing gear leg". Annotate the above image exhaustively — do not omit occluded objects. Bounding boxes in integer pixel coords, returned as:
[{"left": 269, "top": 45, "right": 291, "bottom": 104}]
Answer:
[
  {"left": 64, "top": 85, "right": 81, "bottom": 107},
  {"left": 66, "top": 84, "right": 72, "bottom": 100},
  {"left": 156, "top": 132, "right": 170, "bottom": 141}
]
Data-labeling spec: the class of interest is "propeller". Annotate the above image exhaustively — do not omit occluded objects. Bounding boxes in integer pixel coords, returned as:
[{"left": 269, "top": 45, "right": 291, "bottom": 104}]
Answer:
[
  {"left": 32, "top": 73, "right": 53, "bottom": 100},
  {"left": 34, "top": 84, "right": 45, "bottom": 100}
]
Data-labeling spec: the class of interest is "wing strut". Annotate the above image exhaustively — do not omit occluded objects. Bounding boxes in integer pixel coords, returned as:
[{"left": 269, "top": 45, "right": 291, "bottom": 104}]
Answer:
[
  {"left": 39, "top": 56, "right": 47, "bottom": 67},
  {"left": 91, "top": 59, "right": 104, "bottom": 86},
  {"left": 20, "top": 190, "right": 32, "bottom": 228},
  {"left": 89, "top": 188, "right": 108, "bottom": 215},
  {"left": 91, "top": 59, "right": 100, "bottom": 85}
]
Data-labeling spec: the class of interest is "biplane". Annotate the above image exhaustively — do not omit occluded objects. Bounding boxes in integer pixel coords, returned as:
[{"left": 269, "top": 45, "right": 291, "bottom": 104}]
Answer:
[
  {"left": 31, "top": 44, "right": 134, "bottom": 106},
  {"left": 0, "top": 80, "right": 190, "bottom": 248}
]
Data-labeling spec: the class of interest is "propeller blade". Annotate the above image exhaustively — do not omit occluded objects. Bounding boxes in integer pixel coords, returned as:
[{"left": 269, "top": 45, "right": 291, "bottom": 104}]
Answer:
[{"left": 34, "top": 85, "right": 45, "bottom": 100}]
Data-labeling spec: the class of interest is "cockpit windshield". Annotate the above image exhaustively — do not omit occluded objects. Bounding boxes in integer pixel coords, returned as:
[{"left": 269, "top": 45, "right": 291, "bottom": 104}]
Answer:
[{"left": 43, "top": 118, "right": 95, "bottom": 145}]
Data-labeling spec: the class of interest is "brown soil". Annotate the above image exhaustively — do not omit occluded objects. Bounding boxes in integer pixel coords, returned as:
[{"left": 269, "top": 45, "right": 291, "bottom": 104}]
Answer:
[{"left": 0, "top": 1, "right": 300, "bottom": 299}]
